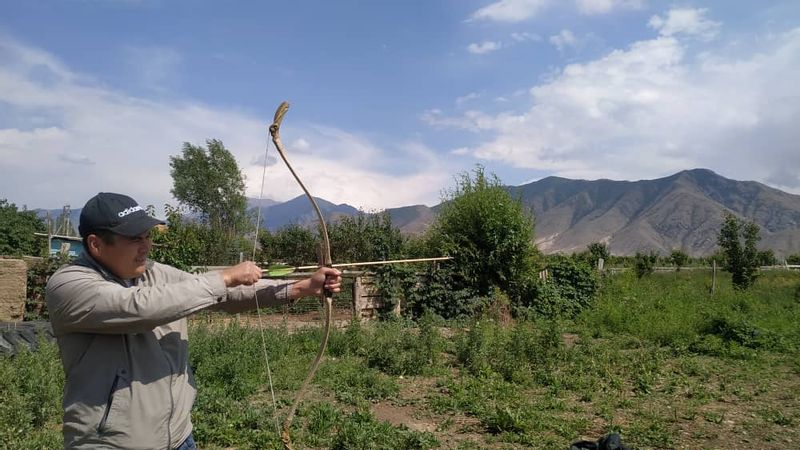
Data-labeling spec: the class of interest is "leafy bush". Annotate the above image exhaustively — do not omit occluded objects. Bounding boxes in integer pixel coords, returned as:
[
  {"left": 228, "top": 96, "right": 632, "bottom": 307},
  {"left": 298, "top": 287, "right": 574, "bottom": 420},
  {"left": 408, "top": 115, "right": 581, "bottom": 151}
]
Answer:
[
  {"left": 516, "top": 257, "right": 598, "bottom": 319},
  {"left": 428, "top": 166, "right": 538, "bottom": 302},
  {"left": 404, "top": 264, "right": 482, "bottom": 320},
  {"left": 25, "top": 254, "right": 71, "bottom": 320}
]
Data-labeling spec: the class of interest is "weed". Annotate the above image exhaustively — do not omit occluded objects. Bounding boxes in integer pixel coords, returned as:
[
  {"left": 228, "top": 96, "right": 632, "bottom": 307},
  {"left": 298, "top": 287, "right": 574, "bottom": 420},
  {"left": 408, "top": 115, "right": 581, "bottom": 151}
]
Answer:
[{"left": 330, "top": 410, "right": 438, "bottom": 450}]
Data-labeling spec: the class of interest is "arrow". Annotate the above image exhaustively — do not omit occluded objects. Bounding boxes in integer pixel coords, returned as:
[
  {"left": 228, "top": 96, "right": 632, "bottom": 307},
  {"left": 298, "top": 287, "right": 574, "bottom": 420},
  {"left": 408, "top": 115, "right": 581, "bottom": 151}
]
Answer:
[{"left": 261, "top": 256, "right": 452, "bottom": 277}]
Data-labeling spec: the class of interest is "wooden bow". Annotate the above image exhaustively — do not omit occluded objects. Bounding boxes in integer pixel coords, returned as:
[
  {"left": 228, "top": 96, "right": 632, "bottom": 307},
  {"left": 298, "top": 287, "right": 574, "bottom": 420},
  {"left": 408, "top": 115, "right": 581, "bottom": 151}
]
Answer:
[{"left": 269, "top": 101, "right": 333, "bottom": 450}]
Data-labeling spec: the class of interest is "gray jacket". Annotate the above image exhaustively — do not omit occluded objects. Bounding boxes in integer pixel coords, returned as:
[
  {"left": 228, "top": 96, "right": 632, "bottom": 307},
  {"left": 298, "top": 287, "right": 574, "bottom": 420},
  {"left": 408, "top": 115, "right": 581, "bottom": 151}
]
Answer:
[{"left": 46, "top": 253, "right": 293, "bottom": 449}]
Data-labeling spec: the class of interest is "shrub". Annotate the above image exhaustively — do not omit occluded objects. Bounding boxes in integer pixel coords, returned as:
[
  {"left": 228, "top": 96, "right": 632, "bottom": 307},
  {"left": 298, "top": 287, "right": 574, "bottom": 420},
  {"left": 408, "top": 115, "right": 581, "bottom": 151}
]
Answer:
[
  {"left": 428, "top": 165, "right": 538, "bottom": 302},
  {"left": 25, "top": 254, "right": 71, "bottom": 320},
  {"left": 516, "top": 257, "right": 598, "bottom": 319}
]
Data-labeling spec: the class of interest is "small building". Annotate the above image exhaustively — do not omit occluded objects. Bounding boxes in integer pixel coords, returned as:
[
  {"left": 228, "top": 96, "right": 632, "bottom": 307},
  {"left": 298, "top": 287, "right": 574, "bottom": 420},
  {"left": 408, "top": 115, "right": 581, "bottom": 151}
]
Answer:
[{"left": 35, "top": 233, "right": 83, "bottom": 257}]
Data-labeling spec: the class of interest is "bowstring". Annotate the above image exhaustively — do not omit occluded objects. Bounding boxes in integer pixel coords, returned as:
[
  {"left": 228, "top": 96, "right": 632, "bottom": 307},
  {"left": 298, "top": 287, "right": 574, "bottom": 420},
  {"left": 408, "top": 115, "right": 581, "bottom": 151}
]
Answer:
[{"left": 252, "top": 135, "right": 280, "bottom": 435}]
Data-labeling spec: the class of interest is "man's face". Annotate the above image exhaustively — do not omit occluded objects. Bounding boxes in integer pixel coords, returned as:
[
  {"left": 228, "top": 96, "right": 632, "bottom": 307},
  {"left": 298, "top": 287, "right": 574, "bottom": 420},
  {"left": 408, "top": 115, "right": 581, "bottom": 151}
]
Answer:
[{"left": 89, "top": 231, "right": 153, "bottom": 279}]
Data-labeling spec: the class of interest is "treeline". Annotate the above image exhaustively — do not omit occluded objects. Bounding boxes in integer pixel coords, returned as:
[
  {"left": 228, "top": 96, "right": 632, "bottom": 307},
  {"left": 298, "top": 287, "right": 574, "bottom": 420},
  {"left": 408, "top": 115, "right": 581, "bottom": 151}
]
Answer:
[{"left": 4, "top": 138, "right": 799, "bottom": 321}]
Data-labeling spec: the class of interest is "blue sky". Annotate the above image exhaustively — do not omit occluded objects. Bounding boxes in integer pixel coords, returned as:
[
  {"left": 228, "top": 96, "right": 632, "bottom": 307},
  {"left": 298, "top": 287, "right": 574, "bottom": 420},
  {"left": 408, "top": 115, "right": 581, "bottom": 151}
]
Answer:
[{"left": 1, "top": 0, "right": 799, "bottom": 212}]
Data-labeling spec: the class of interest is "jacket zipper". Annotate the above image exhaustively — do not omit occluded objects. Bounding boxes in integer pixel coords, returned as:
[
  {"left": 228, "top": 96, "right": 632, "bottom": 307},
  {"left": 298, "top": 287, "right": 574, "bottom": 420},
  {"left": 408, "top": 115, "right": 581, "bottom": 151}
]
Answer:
[
  {"left": 98, "top": 373, "right": 121, "bottom": 432},
  {"left": 166, "top": 372, "right": 174, "bottom": 450}
]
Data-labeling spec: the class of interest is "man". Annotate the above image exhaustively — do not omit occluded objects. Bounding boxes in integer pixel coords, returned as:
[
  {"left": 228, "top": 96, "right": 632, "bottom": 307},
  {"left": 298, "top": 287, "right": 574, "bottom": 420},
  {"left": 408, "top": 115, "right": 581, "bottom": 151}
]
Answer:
[{"left": 46, "top": 192, "right": 341, "bottom": 450}]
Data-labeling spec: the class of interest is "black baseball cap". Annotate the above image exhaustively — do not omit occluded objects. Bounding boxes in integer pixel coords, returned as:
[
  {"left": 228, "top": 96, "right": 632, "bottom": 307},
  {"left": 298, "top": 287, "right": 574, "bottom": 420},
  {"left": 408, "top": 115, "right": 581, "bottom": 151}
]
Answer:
[{"left": 79, "top": 192, "right": 165, "bottom": 238}]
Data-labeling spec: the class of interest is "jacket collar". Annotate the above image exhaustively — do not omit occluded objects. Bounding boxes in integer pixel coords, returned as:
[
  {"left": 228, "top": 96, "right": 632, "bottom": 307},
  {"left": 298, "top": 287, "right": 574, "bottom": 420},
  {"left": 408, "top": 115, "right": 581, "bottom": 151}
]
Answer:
[{"left": 73, "top": 251, "right": 154, "bottom": 286}]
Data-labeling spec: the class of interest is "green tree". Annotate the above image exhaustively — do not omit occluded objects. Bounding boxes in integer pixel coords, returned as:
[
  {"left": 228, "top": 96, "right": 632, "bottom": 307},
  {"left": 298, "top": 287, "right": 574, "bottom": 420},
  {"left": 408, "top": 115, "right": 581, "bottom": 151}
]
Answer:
[
  {"left": 169, "top": 139, "right": 251, "bottom": 264},
  {"left": 428, "top": 166, "right": 537, "bottom": 301},
  {"left": 586, "top": 242, "right": 610, "bottom": 265},
  {"left": 170, "top": 139, "right": 249, "bottom": 235},
  {"left": 258, "top": 224, "right": 317, "bottom": 267},
  {"left": 787, "top": 252, "right": 800, "bottom": 265},
  {"left": 634, "top": 251, "right": 658, "bottom": 278},
  {"left": 669, "top": 249, "right": 689, "bottom": 271},
  {"left": 329, "top": 212, "right": 404, "bottom": 263},
  {"left": 0, "top": 199, "right": 46, "bottom": 257},
  {"left": 756, "top": 249, "right": 777, "bottom": 267},
  {"left": 717, "top": 213, "right": 761, "bottom": 290}
]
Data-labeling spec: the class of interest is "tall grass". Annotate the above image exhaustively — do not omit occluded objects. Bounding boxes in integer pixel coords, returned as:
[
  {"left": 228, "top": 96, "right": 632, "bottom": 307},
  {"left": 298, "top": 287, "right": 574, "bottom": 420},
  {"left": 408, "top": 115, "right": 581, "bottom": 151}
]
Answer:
[
  {"left": 2, "top": 270, "right": 798, "bottom": 449},
  {"left": 580, "top": 270, "right": 800, "bottom": 355}
]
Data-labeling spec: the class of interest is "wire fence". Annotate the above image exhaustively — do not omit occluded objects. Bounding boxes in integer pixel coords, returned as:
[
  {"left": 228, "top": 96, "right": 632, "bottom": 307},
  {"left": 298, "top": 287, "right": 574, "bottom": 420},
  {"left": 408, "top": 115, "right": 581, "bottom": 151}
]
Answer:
[{"left": 189, "top": 276, "right": 358, "bottom": 331}]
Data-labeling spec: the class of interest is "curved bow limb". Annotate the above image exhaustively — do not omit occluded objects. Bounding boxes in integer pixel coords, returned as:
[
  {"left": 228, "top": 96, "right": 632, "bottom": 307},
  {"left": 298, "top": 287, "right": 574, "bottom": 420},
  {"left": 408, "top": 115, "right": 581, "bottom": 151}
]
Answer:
[{"left": 270, "top": 101, "right": 333, "bottom": 450}]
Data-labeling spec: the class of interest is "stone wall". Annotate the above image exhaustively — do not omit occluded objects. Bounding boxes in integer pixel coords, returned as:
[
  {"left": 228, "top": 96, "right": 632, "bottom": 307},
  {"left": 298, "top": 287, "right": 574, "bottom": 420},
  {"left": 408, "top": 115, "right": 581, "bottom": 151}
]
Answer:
[{"left": 0, "top": 259, "right": 27, "bottom": 322}]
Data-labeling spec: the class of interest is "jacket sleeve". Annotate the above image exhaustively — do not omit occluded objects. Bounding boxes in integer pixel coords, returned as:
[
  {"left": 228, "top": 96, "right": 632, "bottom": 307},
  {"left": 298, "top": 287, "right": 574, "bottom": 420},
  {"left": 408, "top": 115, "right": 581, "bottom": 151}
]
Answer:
[
  {"left": 46, "top": 265, "right": 230, "bottom": 335},
  {"left": 46, "top": 265, "right": 298, "bottom": 335},
  {"left": 207, "top": 278, "right": 295, "bottom": 314}
]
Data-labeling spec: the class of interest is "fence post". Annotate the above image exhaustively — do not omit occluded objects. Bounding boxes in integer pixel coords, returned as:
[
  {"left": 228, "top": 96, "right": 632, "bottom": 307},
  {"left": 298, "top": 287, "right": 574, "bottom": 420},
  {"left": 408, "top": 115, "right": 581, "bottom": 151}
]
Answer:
[{"left": 711, "top": 260, "right": 717, "bottom": 296}]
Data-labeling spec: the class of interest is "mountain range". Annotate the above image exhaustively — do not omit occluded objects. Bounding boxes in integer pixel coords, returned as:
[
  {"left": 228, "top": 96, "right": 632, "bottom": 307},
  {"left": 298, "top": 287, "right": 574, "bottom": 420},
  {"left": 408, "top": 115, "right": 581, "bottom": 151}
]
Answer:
[{"left": 36, "top": 169, "right": 800, "bottom": 258}]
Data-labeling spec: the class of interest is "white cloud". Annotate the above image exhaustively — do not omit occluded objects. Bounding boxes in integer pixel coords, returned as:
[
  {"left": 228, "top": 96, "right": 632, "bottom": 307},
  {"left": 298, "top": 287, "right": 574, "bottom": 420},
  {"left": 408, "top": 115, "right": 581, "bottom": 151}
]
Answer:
[
  {"left": 649, "top": 8, "right": 721, "bottom": 39},
  {"left": 470, "top": 0, "right": 551, "bottom": 23},
  {"left": 469, "top": 0, "right": 641, "bottom": 22},
  {"left": 511, "top": 31, "right": 542, "bottom": 42},
  {"left": 456, "top": 92, "right": 481, "bottom": 107},
  {"left": 0, "top": 37, "right": 449, "bottom": 210},
  {"left": 575, "top": 0, "right": 642, "bottom": 15},
  {"left": 549, "top": 29, "right": 579, "bottom": 52},
  {"left": 467, "top": 41, "right": 502, "bottom": 54},
  {"left": 290, "top": 137, "right": 311, "bottom": 152},
  {"left": 426, "top": 22, "right": 800, "bottom": 193}
]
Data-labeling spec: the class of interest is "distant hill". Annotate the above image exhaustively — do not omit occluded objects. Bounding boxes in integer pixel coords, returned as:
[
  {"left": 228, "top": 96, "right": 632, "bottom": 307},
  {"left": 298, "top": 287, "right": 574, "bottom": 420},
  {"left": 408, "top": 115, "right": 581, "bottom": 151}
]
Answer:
[
  {"left": 251, "top": 195, "right": 361, "bottom": 230},
  {"left": 394, "top": 169, "right": 800, "bottom": 257},
  {"left": 31, "top": 169, "right": 800, "bottom": 257}
]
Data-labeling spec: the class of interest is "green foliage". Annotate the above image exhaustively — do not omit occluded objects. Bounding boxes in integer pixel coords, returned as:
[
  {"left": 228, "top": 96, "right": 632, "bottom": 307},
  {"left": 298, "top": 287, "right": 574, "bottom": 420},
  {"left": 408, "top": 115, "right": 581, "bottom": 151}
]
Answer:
[
  {"left": 717, "top": 213, "right": 761, "bottom": 290},
  {"left": 428, "top": 165, "right": 537, "bottom": 302},
  {"left": 3, "top": 275, "right": 800, "bottom": 450},
  {"left": 587, "top": 242, "right": 610, "bottom": 263},
  {"left": 756, "top": 249, "right": 777, "bottom": 266},
  {"left": 319, "top": 357, "right": 399, "bottom": 406},
  {"left": 517, "top": 257, "right": 598, "bottom": 319},
  {"left": 669, "top": 249, "right": 689, "bottom": 271},
  {"left": 0, "top": 341, "right": 64, "bottom": 449},
  {"left": 169, "top": 139, "right": 249, "bottom": 261},
  {"left": 455, "top": 320, "right": 563, "bottom": 383},
  {"left": 581, "top": 270, "right": 800, "bottom": 354},
  {"left": 634, "top": 251, "right": 658, "bottom": 278},
  {"left": 363, "top": 315, "right": 446, "bottom": 376},
  {"left": 258, "top": 223, "right": 318, "bottom": 266},
  {"left": 148, "top": 204, "right": 249, "bottom": 267},
  {"left": 329, "top": 211, "right": 404, "bottom": 263},
  {"left": 787, "top": 252, "right": 800, "bottom": 265},
  {"left": 404, "top": 263, "right": 482, "bottom": 320},
  {"left": 330, "top": 410, "right": 438, "bottom": 450},
  {"left": 0, "top": 199, "right": 46, "bottom": 257},
  {"left": 148, "top": 204, "right": 204, "bottom": 270},
  {"left": 25, "top": 254, "right": 71, "bottom": 320}
]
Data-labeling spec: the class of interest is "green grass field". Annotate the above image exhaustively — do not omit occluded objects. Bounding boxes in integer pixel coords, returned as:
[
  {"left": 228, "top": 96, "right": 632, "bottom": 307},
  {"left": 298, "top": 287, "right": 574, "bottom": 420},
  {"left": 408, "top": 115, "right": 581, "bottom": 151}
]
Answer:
[{"left": 2, "top": 270, "right": 798, "bottom": 449}]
